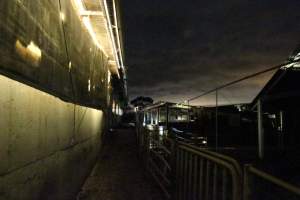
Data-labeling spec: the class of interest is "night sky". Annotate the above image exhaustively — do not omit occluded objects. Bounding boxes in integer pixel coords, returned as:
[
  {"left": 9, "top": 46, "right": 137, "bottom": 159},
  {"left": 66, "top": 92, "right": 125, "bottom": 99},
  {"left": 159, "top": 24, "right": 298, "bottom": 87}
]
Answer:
[{"left": 122, "top": 0, "right": 300, "bottom": 105}]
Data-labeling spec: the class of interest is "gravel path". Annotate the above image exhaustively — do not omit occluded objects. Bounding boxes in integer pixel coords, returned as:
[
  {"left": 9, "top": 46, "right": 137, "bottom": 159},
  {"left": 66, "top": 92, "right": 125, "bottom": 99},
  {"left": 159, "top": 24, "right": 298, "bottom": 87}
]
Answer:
[{"left": 76, "top": 128, "right": 164, "bottom": 200}]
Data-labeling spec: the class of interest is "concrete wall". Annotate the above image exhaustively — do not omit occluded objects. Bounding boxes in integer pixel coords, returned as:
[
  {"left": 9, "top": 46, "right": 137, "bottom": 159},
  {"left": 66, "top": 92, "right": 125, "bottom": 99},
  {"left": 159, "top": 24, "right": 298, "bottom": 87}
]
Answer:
[
  {"left": 0, "top": 0, "right": 109, "bottom": 108},
  {"left": 0, "top": 74, "right": 105, "bottom": 200}
]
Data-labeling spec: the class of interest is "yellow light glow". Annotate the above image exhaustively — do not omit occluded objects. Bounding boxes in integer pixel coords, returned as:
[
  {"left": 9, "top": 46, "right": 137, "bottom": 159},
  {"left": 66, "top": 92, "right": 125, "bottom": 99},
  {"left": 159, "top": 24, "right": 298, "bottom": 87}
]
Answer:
[
  {"left": 108, "top": 60, "right": 120, "bottom": 78},
  {"left": 159, "top": 126, "right": 164, "bottom": 136},
  {"left": 73, "top": 0, "right": 85, "bottom": 12},
  {"left": 27, "top": 42, "right": 42, "bottom": 58},
  {"left": 80, "top": 10, "right": 104, "bottom": 16},
  {"left": 82, "top": 16, "right": 108, "bottom": 57},
  {"left": 15, "top": 40, "right": 42, "bottom": 67},
  {"left": 108, "top": 60, "right": 116, "bottom": 65},
  {"left": 68, "top": 61, "right": 72, "bottom": 71},
  {"left": 88, "top": 79, "right": 91, "bottom": 92},
  {"left": 107, "top": 70, "right": 111, "bottom": 84},
  {"left": 71, "top": 0, "right": 109, "bottom": 57},
  {"left": 82, "top": 16, "right": 97, "bottom": 43},
  {"left": 70, "top": 0, "right": 124, "bottom": 76},
  {"left": 60, "top": 12, "right": 65, "bottom": 22},
  {"left": 112, "top": 100, "right": 116, "bottom": 113}
]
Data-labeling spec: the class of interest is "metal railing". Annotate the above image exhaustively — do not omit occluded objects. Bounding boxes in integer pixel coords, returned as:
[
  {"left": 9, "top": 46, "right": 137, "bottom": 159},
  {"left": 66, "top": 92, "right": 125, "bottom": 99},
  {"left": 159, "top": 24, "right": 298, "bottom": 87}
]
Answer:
[
  {"left": 175, "top": 143, "right": 243, "bottom": 200},
  {"left": 136, "top": 126, "right": 300, "bottom": 200},
  {"left": 179, "top": 142, "right": 242, "bottom": 179},
  {"left": 140, "top": 127, "right": 174, "bottom": 199},
  {"left": 243, "top": 165, "right": 300, "bottom": 200},
  {"left": 136, "top": 126, "right": 243, "bottom": 200}
]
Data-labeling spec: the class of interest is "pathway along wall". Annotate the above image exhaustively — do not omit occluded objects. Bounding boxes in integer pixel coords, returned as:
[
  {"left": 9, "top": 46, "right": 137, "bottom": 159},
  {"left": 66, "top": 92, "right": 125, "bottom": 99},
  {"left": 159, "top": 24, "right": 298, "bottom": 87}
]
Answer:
[{"left": 0, "top": 0, "right": 111, "bottom": 199}]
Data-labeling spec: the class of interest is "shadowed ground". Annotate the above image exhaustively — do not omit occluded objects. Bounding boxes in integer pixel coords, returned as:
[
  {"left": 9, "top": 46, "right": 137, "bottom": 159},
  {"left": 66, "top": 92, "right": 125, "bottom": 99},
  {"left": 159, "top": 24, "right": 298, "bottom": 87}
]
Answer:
[{"left": 76, "top": 128, "right": 164, "bottom": 200}]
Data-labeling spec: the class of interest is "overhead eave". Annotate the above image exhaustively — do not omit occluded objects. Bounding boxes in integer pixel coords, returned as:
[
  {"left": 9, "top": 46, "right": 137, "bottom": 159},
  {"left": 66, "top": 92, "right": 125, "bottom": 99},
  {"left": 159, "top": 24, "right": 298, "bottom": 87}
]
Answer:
[{"left": 72, "top": 0, "right": 125, "bottom": 77}]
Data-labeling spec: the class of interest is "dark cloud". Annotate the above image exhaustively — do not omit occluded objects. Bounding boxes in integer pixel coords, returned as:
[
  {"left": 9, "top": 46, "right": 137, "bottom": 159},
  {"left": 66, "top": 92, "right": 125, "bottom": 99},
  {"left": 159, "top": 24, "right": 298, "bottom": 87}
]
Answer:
[{"left": 122, "top": 0, "right": 300, "bottom": 105}]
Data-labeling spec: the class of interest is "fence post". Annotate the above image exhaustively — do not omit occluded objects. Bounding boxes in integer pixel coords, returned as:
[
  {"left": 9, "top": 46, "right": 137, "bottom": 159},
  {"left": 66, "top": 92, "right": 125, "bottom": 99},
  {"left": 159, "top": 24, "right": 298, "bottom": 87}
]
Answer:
[{"left": 243, "top": 164, "right": 252, "bottom": 200}]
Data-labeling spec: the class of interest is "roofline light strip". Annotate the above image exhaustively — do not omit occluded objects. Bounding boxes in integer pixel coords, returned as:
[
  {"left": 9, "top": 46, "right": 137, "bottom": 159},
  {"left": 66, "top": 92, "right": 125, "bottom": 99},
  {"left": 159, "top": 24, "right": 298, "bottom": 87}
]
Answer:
[
  {"left": 102, "top": 0, "right": 121, "bottom": 69},
  {"left": 112, "top": 0, "right": 124, "bottom": 69},
  {"left": 82, "top": 17, "right": 108, "bottom": 57},
  {"left": 73, "top": 0, "right": 109, "bottom": 57}
]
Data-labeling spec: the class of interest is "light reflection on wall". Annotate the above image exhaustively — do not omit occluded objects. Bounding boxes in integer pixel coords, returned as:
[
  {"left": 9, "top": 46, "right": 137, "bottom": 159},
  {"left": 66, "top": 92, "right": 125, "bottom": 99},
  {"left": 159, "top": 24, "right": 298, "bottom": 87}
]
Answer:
[
  {"left": 90, "top": 107, "right": 103, "bottom": 135},
  {"left": 15, "top": 40, "right": 42, "bottom": 67},
  {"left": 88, "top": 79, "right": 91, "bottom": 92},
  {"left": 60, "top": 12, "right": 65, "bottom": 22}
]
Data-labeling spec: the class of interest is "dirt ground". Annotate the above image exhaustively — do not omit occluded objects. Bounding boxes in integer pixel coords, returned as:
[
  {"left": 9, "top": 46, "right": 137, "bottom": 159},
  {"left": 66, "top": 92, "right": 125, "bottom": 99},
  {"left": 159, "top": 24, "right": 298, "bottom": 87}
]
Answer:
[{"left": 76, "top": 128, "right": 164, "bottom": 200}]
